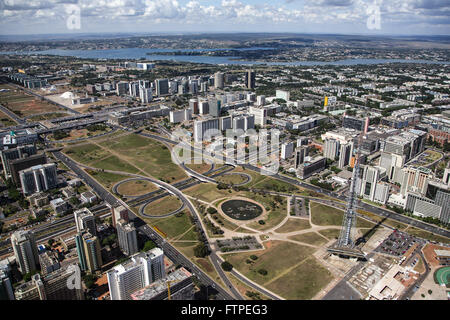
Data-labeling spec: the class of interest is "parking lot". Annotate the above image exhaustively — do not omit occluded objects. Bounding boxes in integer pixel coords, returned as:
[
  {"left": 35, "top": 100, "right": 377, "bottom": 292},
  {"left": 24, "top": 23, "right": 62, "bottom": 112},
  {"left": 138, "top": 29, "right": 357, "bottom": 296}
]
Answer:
[{"left": 375, "top": 230, "right": 422, "bottom": 257}]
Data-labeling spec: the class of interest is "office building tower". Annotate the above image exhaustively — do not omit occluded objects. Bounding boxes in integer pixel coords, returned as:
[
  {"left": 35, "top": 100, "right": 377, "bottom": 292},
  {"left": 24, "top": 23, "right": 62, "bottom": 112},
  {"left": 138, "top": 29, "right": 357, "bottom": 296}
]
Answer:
[
  {"left": 338, "top": 142, "right": 353, "bottom": 169},
  {"left": 245, "top": 70, "right": 256, "bottom": 89},
  {"left": 130, "top": 267, "right": 194, "bottom": 300},
  {"left": 75, "top": 231, "right": 102, "bottom": 273},
  {"left": 116, "top": 81, "right": 129, "bottom": 96},
  {"left": 323, "top": 139, "right": 340, "bottom": 160},
  {"left": 198, "top": 100, "right": 209, "bottom": 115},
  {"left": 111, "top": 205, "right": 129, "bottom": 228},
  {"left": 38, "top": 251, "right": 60, "bottom": 277},
  {"left": 117, "top": 219, "right": 138, "bottom": 256},
  {"left": 219, "top": 116, "right": 233, "bottom": 131},
  {"left": 0, "top": 263, "right": 14, "bottom": 300},
  {"left": 74, "top": 208, "right": 97, "bottom": 236},
  {"left": 128, "top": 82, "right": 140, "bottom": 97},
  {"left": 193, "top": 119, "right": 220, "bottom": 143},
  {"left": 295, "top": 147, "right": 308, "bottom": 169},
  {"left": 139, "top": 87, "right": 153, "bottom": 103},
  {"left": 214, "top": 72, "right": 224, "bottom": 89},
  {"left": 281, "top": 142, "right": 294, "bottom": 160},
  {"left": 360, "top": 166, "right": 382, "bottom": 201},
  {"left": 1, "top": 145, "right": 37, "bottom": 179},
  {"left": 155, "top": 79, "right": 169, "bottom": 96},
  {"left": 443, "top": 167, "right": 450, "bottom": 187},
  {"left": 400, "top": 166, "right": 433, "bottom": 196},
  {"left": 256, "top": 95, "right": 265, "bottom": 106},
  {"left": 9, "top": 153, "right": 47, "bottom": 187},
  {"left": 14, "top": 265, "right": 84, "bottom": 300},
  {"left": 297, "top": 157, "right": 327, "bottom": 179},
  {"left": 19, "top": 163, "right": 57, "bottom": 196},
  {"left": 189, "top": 99, "right": 199, "bottom": 114},
  {"left": 200, "top": 82, "right": 208, "bottom": 92},
  {"left": 11, "top": 230, "right": 39, "bottom": 275},
  {"left": 209, "top": 98, "right": 221, "bottom": 117},
  {"left": 107, "top": 248, "right": 165, "bottom": 300}
]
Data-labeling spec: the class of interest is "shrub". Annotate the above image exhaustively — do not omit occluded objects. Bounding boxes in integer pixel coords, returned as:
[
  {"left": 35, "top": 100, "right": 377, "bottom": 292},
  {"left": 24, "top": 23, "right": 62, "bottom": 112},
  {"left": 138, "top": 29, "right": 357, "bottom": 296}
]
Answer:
[{"left": 221, "top": 261, "right": 233, "bottom": 272}]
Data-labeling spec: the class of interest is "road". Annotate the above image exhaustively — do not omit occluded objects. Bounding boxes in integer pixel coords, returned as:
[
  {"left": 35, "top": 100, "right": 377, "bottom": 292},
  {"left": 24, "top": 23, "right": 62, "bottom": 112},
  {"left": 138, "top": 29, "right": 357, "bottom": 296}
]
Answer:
[
  {"left": 52, "top": 150, "right": 240, "bottom": 300},
  {"left": 140, "top": 131, "right": 450, "bottom": 239}
]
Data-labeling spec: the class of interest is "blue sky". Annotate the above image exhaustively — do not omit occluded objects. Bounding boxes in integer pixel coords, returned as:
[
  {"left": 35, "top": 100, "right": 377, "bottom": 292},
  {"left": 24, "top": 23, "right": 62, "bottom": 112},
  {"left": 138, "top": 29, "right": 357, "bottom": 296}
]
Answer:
[{"left": 0, "top": 0, "right": 449, "bottom": 35}]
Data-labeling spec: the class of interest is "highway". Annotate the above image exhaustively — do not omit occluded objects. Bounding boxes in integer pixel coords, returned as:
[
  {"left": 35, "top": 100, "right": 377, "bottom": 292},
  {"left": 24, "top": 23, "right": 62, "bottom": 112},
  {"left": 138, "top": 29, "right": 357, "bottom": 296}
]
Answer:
[
  {"left": 51, "top": 150, "right": 240, "bottom": 300},
  {"left": 140, "top": 131, "right": 450, "bottom": 240}
]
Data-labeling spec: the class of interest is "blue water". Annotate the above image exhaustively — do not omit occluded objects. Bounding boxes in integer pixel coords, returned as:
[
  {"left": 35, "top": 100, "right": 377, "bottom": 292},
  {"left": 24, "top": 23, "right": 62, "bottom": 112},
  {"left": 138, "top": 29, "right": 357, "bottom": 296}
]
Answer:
[{"left": 1, "top": 47, "right": 449, "bottom": 66}]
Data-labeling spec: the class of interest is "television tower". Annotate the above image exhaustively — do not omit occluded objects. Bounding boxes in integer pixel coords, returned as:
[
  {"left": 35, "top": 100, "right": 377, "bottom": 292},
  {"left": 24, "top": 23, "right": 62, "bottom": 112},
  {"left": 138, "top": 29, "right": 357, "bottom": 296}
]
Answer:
[{"left": 327, "top": 117, "right": 369, "bottom": 259}]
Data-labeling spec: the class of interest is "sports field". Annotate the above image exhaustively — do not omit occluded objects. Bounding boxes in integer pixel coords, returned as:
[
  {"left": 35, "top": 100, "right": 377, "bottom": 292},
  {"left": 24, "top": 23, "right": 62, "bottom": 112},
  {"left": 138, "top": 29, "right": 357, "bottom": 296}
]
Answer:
[{"left": 434, "top": 267, "right": 450, "bottom": 287}]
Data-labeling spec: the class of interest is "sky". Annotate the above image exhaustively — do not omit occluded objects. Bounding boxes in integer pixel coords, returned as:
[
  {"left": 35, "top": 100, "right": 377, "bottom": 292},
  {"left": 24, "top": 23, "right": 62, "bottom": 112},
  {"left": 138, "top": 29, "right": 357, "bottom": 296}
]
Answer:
[{"left": 0, "top": 0, "right": 449, "bottom": 36}]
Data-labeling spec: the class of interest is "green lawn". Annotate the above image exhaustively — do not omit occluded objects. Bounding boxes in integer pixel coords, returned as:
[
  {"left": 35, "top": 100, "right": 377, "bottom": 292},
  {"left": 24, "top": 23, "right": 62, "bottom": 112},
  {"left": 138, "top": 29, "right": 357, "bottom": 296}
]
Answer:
[
  {"left": 89, "top": 171, "right": 129, "bottom": 190},
  {"left": 311, "top": 202, "right": 376, "bottom": 228},
  {"left": 142, "top": 195, "right": 184, "bottom": 217},
  {"left": 265, "top": 257, "right": 334, "bottom": 300},
  {"left": 406, "top": 227, "right": 450, "bottom": 244},
  {"left": 144, "top": 210, "right": 193, "bottom": 240},
  {"left": 288, "top": 232, "right": 329, "bottom": 246},
  {"left": 223, "top": 241, "right": 315, "bottom": 287},
  {"left": 99, "top": 133, "right": 187, "bottom": 182}
]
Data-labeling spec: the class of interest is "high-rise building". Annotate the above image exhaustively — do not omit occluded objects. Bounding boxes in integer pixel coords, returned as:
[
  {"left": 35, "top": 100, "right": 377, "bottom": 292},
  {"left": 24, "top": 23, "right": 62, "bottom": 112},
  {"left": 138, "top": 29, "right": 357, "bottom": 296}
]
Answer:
[
  {"left": 193, "top": 119, "right": 220, "bottom": 143},
  {"left": 400, "top": 166, "right": 433, "bottom": 196},
  {"left": 117, "top": 219, "right": 138, "bottom": 256},
  {"left": 281, "top": 142, "right": 294, "bottom": 160},
  {"left": 111, "top": 205, "right": 129, "bottom": 228},
  {"left": 74, "top": 208, "right": 97, "bottom": 236},
  {"left": 116, "top": 81, "right": 129, "bottom": 96},
  {"left": 19, "top": 163, "right": 57, "bottom": 196},
  {"left": 198, "top": 99, "right": 209, "bottom": 115},
  {"left": 1, "top": 145, "right": 37, "bottom": 179},
  {"left": 11, "top": 230, "right": 39, "bottom": 275},
  {"left": 0, "top": 263, "right": 14, "bottom": 300},
  {"left": 75, "top": 231, "right": 102, "bottom": 273},
  {"left": 323, "top": 139, "right": 340, "bottom": 160},
  {"left": 214, "top": 72, "right": 224, "bottom": 89},
  {"left": 155, "top": 79, "right": 169, "bottom": 96},
  {"left": 107, "top": 248, "right": 165, "bottom": 300},
  {"left": 359, "top": 166, "right": 382, "bottom": 201},
  {"left": 245, "top": 70, "right": 256, "bottom": 89},
  {"left": 130, "top": 267, "right": 194, "bottom": 300},
  {"left": 189, "top": 99, "right": 199, "bottom": 114},
  {"left": 256, "top": 95, "right": 265, "bottom": 106},
  {"left": 14, "top": 265, "right": 84, "bottom": 300},
  {"left": 338, "top": 142, "right": 353, "bottom": 169},
  {"left": 209, "top": 98, "right": 221, "bottom": 117},
  {"left": 9, "top": 153, "right": 47, "bottom": 187},
  {"left": 295, "top": 147, "right": 308, "bottom": 169},
  {"left": 139, "top": 87, "right": 153, "bottom": 103}
]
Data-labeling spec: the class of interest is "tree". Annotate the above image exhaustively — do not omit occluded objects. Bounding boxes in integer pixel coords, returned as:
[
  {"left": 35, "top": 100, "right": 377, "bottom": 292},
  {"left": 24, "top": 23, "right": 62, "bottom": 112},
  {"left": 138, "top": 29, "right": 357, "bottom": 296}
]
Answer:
[
  {"left": 221, "top": 261, "right": 233, "bottom": 272},
  {"left": 48, "top": 239, "right": 55, "bottom": 247},
  {"left": 142, "top": 240, "right": 156, "bottom": 252},
  {"left": 258, "top": 269, "right": 268, "bottom": 276},
  {"left": 194, "top": 243, "right": 209, "bottom": 258}
]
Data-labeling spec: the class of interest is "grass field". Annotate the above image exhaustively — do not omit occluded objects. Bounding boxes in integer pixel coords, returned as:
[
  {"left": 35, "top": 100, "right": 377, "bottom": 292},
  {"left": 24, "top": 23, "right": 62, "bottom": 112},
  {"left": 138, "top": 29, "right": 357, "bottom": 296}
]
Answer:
[
  {"left": 274, "top": 218, "right": 311, "bottom": 233},
  {"left": 216, "top": 174, "right": 248, "bottom": 185},
  {"left": 223, "top": 240, "right": 331, "bottom": 299},
  {"left": 89, "top": 171, "right": 129, "bottom": 190},
  {"left": 26, "top": 112, "right": 68, "bottom": 122},
  {"left": 288, "top": 232, "right": 329, "bottom": 246},
  {"left": 142, "top": 195, "right": 183, "bottom": 217},
  {"left": 116, "top": 179, "right": 158, "bottom": 196},
  {"left": 0, "top": 84, "right": 62, "bottom": 117},
  {"left": 0, "top": 110, "right": 17, "bottom": 127},
  {"left": 144, "top": 210, "right": 193, "bottom": 240},
  {"left": 265, "top": 257, "right": 334, "bottom": 300},
  {"left": 245, "top": 194, "right": 287, "bottom": 231},
  {"left": 405, "top": 227, "right": 450, "bottom": 244},
  {"left": 99, "top": 134, "right": 188, "bottom": 182},
  {"left": 311, "top": 202, "right": 376, "bottom": 228},
  {"left": 184, "top": 183, "right": 234, "bottom": 203},
  {"left": 223, "top": 241, "right": 314, "bottom": 285},
  {"left": 318, "top": 228, "right": 341, "bottom": 240}
]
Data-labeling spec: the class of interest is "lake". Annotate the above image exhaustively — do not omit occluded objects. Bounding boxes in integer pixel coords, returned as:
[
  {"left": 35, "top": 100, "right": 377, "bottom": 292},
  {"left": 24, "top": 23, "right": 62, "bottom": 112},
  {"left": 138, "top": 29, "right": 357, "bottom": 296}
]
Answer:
[{"left": 1, "top": 47, "right": 449, "bottom": 66}]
